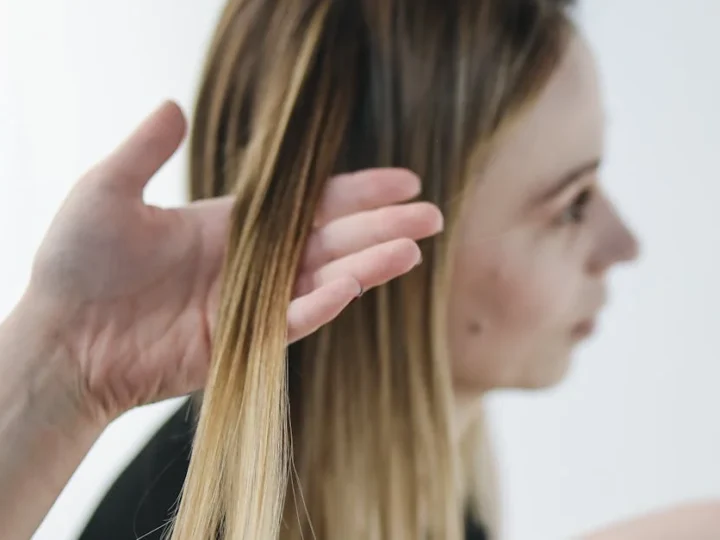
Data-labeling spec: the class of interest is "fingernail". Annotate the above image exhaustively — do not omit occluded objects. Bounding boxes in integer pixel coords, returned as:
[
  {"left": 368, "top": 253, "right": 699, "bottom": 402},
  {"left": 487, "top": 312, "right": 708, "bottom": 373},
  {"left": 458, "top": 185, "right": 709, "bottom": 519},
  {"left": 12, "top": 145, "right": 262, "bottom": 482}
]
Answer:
[
  {"left": 357, "top": 284, "right": 364, "bottom": 297},
  {"left": 411, "top": 176, "right": 422, "bottom": 196},
  {"left": 415, "top": 253, "right": 423, "bottom": 267}
]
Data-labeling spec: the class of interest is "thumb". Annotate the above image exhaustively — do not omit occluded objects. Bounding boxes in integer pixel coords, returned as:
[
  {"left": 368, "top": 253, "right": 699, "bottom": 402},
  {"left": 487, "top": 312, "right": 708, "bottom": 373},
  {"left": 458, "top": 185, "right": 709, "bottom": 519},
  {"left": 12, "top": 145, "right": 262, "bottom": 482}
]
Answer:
[{"left": 95, "top": 100, "right": 187, "bottom": 197}]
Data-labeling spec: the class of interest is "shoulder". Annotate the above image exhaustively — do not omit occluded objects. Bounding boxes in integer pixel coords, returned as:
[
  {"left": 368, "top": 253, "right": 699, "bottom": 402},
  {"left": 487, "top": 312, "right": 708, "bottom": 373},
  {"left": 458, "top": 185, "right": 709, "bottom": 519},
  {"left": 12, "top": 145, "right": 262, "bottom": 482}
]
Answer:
[
  {"left": 581, "top": 501, "right": 720, "bottom": 540},
  {"left": 79, "top": 400, "right": 194, "bottom": 539}
]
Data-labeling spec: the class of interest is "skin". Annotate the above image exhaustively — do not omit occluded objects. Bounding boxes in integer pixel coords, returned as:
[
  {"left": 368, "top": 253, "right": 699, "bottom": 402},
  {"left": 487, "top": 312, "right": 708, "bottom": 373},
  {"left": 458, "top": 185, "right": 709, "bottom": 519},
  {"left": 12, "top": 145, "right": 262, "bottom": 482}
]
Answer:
[
  {"left": 0, "top": 36, "right": 717, "bottom": 540},
  {"left": 449, "top": 33, "right": 720, "bottom": 539},
  {"left": 0, "top": 101, "right": 443, "bottom": 539},
  {"left": 449, "top": 35, "right": 638, "bottom": 396},
  {"left": 584, "top": 502, "right": 720, "bottom": 540}
]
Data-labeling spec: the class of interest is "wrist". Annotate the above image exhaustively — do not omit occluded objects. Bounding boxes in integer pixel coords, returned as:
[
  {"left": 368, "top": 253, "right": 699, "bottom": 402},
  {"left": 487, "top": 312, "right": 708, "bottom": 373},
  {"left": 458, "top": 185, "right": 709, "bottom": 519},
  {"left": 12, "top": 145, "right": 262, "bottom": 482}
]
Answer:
[
  {"left": 0, "top": 292, "right": 107, "bottom": 538},
  {"left": 1, "top": 289, "right": 109, "bottom": 433}
]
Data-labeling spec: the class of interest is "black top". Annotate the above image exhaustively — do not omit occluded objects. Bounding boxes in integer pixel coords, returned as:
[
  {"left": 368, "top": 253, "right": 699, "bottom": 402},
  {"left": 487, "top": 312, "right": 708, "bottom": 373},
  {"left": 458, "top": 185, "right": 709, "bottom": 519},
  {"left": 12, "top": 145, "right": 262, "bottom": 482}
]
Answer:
[{"left": 79, "top": 400, "right": 488, "bottom": 540}]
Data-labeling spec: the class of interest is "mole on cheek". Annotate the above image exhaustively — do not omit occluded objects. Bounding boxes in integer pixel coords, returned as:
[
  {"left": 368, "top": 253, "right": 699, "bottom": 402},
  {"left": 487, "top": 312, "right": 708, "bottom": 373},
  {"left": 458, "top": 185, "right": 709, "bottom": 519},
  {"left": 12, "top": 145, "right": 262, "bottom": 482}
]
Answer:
[{"left": 467, "top": 319, "right": 482, "bottom": 335}]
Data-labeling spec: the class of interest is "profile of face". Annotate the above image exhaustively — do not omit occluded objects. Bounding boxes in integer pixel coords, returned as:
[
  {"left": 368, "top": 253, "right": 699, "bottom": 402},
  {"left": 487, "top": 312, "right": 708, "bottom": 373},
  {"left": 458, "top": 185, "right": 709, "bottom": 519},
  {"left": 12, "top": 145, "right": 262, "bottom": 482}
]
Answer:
[{"left": 448, "top": 34, "right": 640, "bottom": 394}]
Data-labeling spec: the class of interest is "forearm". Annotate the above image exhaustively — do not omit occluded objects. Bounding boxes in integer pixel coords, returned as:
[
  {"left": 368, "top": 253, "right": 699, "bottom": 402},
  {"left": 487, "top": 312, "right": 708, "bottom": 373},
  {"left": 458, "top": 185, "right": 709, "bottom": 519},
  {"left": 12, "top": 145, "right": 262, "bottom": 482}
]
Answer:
[
  {"left": 581, "top": 501, "right": 720, "bottom": 540},
  {"left": 0, "top": 293, "right": 106, "bottom": 540}
]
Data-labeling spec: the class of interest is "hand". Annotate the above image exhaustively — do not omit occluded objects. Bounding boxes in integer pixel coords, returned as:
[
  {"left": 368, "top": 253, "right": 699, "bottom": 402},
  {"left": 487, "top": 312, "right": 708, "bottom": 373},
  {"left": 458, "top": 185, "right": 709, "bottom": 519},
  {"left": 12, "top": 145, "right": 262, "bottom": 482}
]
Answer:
[{"left": 25, "top": 101, "right": 443, "bottom": 421}]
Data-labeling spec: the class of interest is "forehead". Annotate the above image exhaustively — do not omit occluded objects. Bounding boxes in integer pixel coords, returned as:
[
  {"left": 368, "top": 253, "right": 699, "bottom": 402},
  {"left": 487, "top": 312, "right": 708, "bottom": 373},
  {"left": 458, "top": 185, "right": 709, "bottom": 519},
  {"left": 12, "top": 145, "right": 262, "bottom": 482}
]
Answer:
[{"left": 471, "top": 34, "right": 604, "bottom": 215}]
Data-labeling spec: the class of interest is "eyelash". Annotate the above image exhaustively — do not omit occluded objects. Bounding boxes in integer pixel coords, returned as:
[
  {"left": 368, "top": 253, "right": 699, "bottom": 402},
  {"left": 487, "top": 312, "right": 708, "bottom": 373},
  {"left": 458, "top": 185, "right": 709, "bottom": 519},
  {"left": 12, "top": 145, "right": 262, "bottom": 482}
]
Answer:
[{"left": 557, "top": 188, "right": 593, "bottom": 226}]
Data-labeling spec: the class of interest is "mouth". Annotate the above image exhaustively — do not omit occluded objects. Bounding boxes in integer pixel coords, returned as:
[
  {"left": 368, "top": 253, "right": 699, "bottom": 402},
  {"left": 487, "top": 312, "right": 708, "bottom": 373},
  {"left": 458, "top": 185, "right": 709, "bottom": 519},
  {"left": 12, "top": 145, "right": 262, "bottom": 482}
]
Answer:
[
  {"left": 571, "top": 318, "right": 596, "bottom": 340},
  {"left": 572, "top": 290, "right": 607, "bottom": 341}
]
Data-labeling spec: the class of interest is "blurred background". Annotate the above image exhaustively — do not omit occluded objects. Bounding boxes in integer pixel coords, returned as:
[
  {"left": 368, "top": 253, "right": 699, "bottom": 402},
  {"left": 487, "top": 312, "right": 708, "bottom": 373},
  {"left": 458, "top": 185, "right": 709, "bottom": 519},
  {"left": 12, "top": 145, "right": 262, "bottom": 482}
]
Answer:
[{"left": 1, "top": 1, "right": 719, "bottom": 539}]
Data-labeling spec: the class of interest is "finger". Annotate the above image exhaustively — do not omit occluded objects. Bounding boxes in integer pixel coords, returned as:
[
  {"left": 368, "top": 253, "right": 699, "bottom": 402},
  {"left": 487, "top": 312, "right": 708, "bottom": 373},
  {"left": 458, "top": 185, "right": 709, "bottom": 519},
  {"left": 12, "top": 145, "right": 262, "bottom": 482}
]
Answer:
[
  {"left": 302, "top": 202, "right": 443, "bottom": 271},
  {"left": 294, "top": 238, "right": 421, "bottom": 297},
  {"left": 97, "top": 101, "right": 187, "bottom": 197},
  {"left": 313, "top": 169, "right": 421, "bottom": 227},
  {"left": 287, "top": 276, "right": 362, "bottom": 343}
]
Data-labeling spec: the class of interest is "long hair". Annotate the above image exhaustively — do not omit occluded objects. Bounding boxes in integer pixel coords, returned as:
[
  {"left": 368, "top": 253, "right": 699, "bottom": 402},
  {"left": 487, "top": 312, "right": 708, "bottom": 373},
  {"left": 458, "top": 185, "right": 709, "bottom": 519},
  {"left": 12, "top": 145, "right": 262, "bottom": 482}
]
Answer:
[{"left": 169, "top": 1, "right": 575, "bottom": 539}]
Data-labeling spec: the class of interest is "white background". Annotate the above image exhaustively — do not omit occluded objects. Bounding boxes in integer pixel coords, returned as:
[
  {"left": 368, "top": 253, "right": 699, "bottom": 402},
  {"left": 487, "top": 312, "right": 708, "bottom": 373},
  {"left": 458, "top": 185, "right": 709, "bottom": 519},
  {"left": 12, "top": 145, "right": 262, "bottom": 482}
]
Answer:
[{"left": 1, "top": 1, "right": 719, "bottom": 539}]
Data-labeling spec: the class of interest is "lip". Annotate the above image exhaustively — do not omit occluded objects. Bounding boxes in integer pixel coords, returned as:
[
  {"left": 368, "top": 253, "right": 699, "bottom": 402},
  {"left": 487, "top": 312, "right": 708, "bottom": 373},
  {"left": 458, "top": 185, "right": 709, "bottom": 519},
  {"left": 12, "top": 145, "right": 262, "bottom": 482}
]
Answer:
[{"left": 572, "top": 318, "right": 596, "bottom": 339}]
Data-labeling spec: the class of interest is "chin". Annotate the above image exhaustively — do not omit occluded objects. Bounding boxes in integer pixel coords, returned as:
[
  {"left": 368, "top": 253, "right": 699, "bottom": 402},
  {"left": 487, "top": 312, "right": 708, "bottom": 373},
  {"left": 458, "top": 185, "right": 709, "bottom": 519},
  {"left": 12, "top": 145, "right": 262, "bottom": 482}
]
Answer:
[
  {"left": 521, "top": 350, "right": 576, "bottom": 390},
  {"left": 493, "top": 350, "right": 576, "bottom": 391},
  {"left": 451, "top": 346, "right": 577, "bottom": 393},
  {"left": 517, "top": 371, "right": 569, "bottom": 391},
  {"left": 454, "top": 367, "right": 571, "bottom": 394}
]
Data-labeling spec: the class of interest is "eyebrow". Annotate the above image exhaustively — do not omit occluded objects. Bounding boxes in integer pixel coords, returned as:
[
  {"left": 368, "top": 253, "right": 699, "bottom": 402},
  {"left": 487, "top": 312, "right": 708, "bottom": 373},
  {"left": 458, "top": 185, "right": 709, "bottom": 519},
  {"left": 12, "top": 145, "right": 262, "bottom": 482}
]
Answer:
[{"left": 530, "top": 158, "right": 602, "bottom": 208}]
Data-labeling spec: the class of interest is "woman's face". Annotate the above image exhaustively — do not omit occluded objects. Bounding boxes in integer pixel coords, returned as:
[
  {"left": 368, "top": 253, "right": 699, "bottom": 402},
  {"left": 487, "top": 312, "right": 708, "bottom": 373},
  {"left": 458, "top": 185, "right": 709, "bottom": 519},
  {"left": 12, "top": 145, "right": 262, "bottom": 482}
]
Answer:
[{"left": 448, "top": 34, "right": 639, "bottom": 394}]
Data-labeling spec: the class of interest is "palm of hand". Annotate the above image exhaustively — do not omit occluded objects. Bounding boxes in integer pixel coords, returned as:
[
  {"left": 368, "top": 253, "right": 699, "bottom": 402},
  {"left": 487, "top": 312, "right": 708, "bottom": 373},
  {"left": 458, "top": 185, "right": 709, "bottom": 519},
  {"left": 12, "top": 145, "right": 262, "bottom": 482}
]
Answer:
[
  {"left": 29, "top": 102, "right": 442, "bottom": 420},
  {"left": 32, "top": 179, "right": 217, "bottom": 413}
]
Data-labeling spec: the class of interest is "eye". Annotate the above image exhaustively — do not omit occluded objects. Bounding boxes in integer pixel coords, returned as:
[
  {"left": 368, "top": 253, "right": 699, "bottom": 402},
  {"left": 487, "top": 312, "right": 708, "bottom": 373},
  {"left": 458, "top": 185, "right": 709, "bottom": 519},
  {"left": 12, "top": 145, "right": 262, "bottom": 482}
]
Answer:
[{"left": 557, "top": 188, "right": 593, "bottom": 226}]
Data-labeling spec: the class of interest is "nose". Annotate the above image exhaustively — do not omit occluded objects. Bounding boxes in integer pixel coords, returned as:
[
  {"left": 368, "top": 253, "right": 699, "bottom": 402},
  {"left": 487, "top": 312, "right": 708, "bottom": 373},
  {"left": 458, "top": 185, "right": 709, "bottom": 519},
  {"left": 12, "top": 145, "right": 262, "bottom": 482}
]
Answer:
[
  {"left": 613, "top": 214, "right": 640, "bottom": 264},
  {"left": 587, "top": 196, "right": 640, "bottom": 275}
]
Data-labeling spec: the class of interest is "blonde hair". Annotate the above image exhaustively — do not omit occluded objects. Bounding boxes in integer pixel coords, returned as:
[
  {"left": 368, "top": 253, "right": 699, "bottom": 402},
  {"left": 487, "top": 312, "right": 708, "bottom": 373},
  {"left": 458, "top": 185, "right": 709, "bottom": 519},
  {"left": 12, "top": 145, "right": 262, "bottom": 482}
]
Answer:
[{"left": 169, "top": 1, "right": 574, "bottom": 539}]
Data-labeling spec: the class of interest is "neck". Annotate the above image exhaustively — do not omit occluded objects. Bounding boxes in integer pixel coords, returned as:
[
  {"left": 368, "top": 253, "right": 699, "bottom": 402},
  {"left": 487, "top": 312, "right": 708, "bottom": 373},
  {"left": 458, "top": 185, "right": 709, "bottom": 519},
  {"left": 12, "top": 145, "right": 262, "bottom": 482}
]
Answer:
[
  {"left": 453, "top": 390, "right": 485, "bottom": 443},
  {"left": 452, "top": 390, "right": 500, "bottom": 537}
]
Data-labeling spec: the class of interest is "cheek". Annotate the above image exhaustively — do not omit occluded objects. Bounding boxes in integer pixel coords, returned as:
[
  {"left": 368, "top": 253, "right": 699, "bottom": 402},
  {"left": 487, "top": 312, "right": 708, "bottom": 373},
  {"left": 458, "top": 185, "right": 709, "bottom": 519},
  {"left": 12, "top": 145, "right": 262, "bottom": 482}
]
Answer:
[
  {"left": 446, "top": 234, "right": 584, "bottom": 390},
  {"left": 451, "top": 241, "right": 572, "bottom": 334}
]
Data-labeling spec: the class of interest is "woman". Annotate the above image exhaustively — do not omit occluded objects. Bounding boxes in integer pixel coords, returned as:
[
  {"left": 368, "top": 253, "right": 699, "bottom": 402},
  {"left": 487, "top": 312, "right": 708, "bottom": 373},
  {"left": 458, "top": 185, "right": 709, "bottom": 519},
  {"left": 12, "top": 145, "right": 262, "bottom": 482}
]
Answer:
[{"left": 77, "top": 0, "right": 714, "bottom": 539}]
